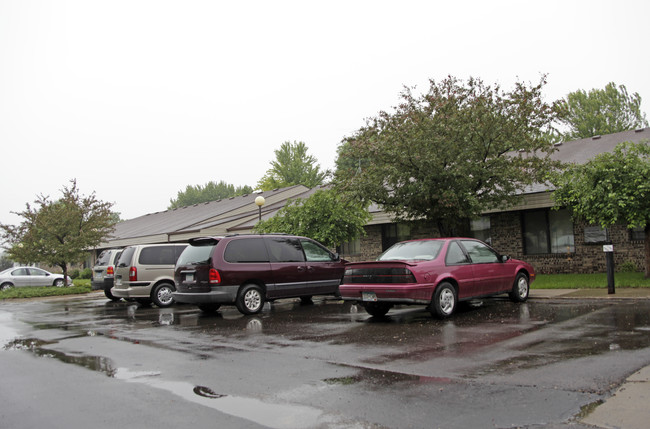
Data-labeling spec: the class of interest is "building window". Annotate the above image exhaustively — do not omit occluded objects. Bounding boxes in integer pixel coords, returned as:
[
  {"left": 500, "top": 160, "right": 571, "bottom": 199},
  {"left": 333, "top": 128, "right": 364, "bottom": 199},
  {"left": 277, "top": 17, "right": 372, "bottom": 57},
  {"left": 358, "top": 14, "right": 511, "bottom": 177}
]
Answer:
[
  {"left": 630, "top": 227, "right": 645, "bottom": 241},
  {"left": 584, "top": 225, "right": 608, "bottom": 244},
  {"left": 339, "top": 238, "right": 361, "bottom": 257},
  {"left": 470, "top": 216, "right": 491, "bottom": 244},
  {"left": 523, "top": 209, "right": 575, "bottom": 255},
  {"left": 382, "top": 223, "right": 411, "bottom": 251}
]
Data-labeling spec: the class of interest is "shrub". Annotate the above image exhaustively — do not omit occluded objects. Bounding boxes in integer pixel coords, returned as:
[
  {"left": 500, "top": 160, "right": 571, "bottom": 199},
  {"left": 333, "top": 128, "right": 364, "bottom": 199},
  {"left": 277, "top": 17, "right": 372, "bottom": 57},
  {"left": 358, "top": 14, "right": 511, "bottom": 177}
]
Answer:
[
  {"left": 69, "top": 269, "right": 80, "bottom": 279},
  {"left": 617, "top": 261, "right": 638, "bottom": 273},
  {"left": 80, "top": 268, "right": 93, "bottom": 279}
]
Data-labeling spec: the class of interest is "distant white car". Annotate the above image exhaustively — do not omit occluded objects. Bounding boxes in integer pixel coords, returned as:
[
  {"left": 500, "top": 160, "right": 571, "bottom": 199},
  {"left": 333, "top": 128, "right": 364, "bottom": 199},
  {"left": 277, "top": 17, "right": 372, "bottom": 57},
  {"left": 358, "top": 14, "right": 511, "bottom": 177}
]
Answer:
[{"left": 0, "top": 267, "right": 72, "bottom": 290}]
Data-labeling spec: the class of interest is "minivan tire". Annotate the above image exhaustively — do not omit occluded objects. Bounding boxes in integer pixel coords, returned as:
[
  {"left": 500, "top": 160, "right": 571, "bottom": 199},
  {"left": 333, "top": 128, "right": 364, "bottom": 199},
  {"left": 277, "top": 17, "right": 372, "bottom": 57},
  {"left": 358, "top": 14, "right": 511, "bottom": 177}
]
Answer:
[
  {"left": 104, "top": 288, "right": 121, "bottom": 301},
  {"left": 236, "top": 284, "right": 264, "bottom": 315},
  {"left": 152, "top": 282, "right": 176, "bottom": 308}
]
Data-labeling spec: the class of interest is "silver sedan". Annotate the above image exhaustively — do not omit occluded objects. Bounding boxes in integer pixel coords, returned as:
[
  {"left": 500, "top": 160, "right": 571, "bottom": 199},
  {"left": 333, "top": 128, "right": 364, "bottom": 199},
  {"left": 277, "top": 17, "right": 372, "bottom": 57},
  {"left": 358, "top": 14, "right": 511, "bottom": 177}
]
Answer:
[{"left": 0, "top": 267, "right": 72, "bottom": 290}]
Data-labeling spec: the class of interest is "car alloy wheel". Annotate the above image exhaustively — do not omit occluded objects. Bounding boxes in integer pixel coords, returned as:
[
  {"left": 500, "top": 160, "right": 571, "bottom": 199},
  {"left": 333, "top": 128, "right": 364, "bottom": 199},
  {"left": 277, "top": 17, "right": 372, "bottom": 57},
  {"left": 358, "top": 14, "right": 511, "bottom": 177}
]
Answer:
[
  {"left": 431, "top": 282, "right": 457, "bottom": 319},
  {"left": 152, "top": 283, "right": 175, "bottom": 308},
  {"left": 509, "top": 273, "right": 529, "bottom": 302},
  {"left": 236, "top": 284, "right": 264, "bottom": 315}
]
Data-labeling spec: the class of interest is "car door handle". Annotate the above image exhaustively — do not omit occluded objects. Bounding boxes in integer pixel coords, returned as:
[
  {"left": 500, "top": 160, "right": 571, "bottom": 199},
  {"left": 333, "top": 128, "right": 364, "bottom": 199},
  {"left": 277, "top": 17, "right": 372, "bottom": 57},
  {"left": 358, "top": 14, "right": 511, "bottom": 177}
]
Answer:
[{"left": 297, "top": 266, "right": 305, "bottom": 272}]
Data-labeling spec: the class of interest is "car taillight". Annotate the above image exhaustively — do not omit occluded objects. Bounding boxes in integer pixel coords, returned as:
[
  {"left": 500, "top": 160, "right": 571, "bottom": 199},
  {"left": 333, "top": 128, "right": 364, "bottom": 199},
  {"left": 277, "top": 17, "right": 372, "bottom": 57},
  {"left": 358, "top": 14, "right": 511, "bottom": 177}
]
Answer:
[
  {"left": 129, "top": 266, "right": 137, "bottom": 282},
  {"left": 107, "top": 266, "right": 114, "bottom": 275},
  {"left": 209, "top": 268, "right": 221, "bottom": 284}
]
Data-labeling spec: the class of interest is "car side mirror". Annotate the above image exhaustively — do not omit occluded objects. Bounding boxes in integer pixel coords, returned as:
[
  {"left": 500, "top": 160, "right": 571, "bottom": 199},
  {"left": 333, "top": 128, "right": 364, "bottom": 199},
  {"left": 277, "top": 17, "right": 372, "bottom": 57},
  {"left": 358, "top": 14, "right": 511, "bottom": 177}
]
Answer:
[
  {"left": 333, "top": 252, "right": 340, "bottom": 261},
  {"left": 501, "top": 255, "right": 511, "bottom": 262}
]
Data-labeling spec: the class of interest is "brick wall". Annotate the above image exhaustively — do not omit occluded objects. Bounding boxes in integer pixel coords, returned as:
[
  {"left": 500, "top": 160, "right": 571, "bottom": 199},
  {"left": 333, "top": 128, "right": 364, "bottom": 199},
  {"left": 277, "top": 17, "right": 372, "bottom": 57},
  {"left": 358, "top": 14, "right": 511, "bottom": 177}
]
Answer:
[
  {"left": 488, "top": 212, "right": 645, "bottom": 274},
  {"left": 347, "top": 214, "right": 645, "bottom": 274}
]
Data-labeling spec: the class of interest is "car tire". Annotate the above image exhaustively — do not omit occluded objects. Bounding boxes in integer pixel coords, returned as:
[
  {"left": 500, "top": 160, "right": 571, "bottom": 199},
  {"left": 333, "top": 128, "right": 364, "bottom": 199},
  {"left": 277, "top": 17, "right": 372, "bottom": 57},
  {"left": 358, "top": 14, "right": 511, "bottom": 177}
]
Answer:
[
  {"left": 236, "top": 284, "right": 264, "bottom": 315},
  {"left": 1, "top": 282, "right": 14, "bottom": 291},
  {"left": 362, "top": 302, "right": 392, "bottom": 317},
  {"left": 430, "top": 282, "right": 457, "bottom": 319},
  {"left": 300, "top": 296, "right": 313, "bottom": 305},
  {"left": 198, "top": 304, "right": 221, "bottom": 313},
  {"left": 509, "top": 272, "right": 529, "bottom": 303},
  {"left": 53, "top": 279, "right": 65, "bottom": 287},
  {"left": 104, "top": 288, "right": 121, "bottom": 301},
  {"left": 152, "top": 283, "right": 175, "bottom": 308}
]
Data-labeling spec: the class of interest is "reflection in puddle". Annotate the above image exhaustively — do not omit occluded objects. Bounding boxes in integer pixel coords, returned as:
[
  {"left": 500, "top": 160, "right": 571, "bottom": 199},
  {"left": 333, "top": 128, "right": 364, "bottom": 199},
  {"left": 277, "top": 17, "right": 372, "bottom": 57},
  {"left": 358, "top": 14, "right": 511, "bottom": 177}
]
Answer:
[
  {"left": 114, "top": 367, "right": 325, "bottom": 429},
  {"left": 4, "top": 337, "right": 118, "bottom": 377},
  {"left": 0, "top": 311, "right": 20, "bottom": 345}
]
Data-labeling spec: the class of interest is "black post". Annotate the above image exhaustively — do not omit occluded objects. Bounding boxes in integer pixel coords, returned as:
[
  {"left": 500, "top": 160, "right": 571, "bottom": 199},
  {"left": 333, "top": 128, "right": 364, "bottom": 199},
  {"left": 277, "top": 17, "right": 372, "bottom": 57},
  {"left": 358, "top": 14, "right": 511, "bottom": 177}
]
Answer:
[{"left": 604, "top": 245, "right": 615, "bottom": 294}]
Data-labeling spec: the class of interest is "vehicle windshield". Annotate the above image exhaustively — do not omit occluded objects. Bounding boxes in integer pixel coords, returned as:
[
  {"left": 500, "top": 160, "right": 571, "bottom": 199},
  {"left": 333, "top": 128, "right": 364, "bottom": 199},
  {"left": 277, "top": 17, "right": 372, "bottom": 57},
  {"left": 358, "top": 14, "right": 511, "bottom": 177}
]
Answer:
[
  {"left": 177, "top": 243, "right": 215, "bottom": 266},
  {"left": 378, "top": 240, "right": 444, "bottom": 261}
]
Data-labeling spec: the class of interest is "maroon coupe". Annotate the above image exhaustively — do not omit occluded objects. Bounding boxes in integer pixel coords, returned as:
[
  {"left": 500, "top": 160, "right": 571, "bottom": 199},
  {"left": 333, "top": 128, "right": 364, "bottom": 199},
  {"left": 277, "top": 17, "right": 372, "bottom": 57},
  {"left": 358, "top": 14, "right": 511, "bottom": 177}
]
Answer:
[{"left": 339, "top": 238, "right": 535, "bottom": 318}]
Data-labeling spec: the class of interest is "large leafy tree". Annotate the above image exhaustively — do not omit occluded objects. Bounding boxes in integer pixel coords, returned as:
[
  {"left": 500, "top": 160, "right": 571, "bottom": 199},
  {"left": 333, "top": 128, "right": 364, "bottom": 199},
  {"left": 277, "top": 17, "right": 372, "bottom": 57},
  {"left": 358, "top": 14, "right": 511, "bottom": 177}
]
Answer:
[
  {"left": 0, "top": 180, "right": 116, "bottom": 281},
  {"left": 169, "top": 180, "right": 253, "bottom": 209},
  {"left": 551, "top": 141, "right": 650, "bottom": 276},
  {"left": 559, "top": 82, "right": 648, "bottom": 140},
  {"left": 254, "top": 189, "right": 370, "bottom": 249},
  {"left": 257, "top": 141, "right": 328, "bottom": 191},
  {"left": 335, "top": 76, "right": 562, "bottom": 235}
]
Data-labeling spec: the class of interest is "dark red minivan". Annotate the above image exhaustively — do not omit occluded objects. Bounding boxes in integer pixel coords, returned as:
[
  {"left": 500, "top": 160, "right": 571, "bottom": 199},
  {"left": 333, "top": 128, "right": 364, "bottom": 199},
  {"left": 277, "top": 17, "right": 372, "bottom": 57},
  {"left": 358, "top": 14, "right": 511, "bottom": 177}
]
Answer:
[{"left": 173, "top": 234, "right": 346, "bottom": 315}]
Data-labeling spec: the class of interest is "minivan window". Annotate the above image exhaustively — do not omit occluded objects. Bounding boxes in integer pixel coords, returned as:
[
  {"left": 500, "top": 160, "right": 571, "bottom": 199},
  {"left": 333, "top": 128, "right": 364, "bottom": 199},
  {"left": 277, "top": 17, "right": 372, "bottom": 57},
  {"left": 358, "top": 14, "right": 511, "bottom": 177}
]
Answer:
[
  {"left": 117, "top": 247, "right": 136, "bottom": 267},
  {"left": 266, "top": 237, "right": 305, "bottom": 263},
  {"left": 139, "top": 246, "right": 178, "bottom": 265},
  {"left": 95, "top": 250, "right": 114, "bottom": 266},
  {"left": 224, "top": 238, "right": 269, "bottom": 263},
  {"left": 177, "top": 244, "right": 215, "bottom": 266},
  {"left": 300, "top": 239, "right": 334, "bottom": 262}
]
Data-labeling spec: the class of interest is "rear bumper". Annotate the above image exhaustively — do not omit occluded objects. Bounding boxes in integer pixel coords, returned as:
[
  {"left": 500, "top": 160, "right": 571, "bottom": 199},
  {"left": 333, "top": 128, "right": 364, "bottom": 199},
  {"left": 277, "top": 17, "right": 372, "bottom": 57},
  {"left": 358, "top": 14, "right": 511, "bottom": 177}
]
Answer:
[
  {"left": 111, "top": 283, "right": 152, "bottom": 299},
  {"left": 91, "top": 278, "right": 114, "bottom": 291},
  {"left": 339, "top": 283, "right": 435, "bottom": 304},
  {"left": 172, "top": 286, "right": 239, "bottom": 305}
]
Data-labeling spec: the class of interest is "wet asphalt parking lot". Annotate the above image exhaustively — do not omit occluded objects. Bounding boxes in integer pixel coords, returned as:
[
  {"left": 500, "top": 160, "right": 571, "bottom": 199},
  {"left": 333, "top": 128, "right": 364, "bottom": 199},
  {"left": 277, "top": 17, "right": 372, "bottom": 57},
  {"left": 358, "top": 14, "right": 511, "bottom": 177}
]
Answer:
[{"left": 1, "top": 293, "right": 650, "bottom": 428}]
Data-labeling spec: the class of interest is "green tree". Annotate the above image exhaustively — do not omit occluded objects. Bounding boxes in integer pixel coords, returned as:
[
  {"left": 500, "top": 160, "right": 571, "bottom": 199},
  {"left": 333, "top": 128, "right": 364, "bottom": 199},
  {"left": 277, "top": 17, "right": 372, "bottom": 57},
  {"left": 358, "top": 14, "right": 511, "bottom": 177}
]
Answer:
[
  {"left": 257, "top": 141, "right": 328, "bottom": 191},
  {"left": 335, "top": 75, "right": 562, "bottom": 235},
  {"left": 559, "top": 82, "right": 648, "bottom": 140},
  {"left": 0, "top": 180, "right": 116, "bottom": 281},
  {"left": 550, "top": 141, "right": 650, "bottom": 276},
  {"left": 169, "top": 180, "right": 253, "bottom": 209},
  {"left": 253, "top": 189, "right": 370, "bottom": 248}
]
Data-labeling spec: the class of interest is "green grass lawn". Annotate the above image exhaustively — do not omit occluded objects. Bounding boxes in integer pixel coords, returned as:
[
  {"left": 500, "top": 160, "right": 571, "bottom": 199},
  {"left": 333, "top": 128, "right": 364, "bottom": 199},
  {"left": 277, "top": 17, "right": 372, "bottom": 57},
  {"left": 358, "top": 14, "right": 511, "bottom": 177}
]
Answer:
[
  {"left": 0, "top": 279, "right": 92, "bottom": 300},
  {"left": 533, "top": 272, "right": 650, "bottom": 289}
]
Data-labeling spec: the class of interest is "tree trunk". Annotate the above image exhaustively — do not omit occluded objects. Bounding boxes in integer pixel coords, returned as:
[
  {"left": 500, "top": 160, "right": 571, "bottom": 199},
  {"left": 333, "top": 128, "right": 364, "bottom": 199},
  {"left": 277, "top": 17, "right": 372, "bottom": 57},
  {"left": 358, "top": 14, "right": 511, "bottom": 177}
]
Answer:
[{"left": 645, "top": 225, "right": 650, "bottom": 278}]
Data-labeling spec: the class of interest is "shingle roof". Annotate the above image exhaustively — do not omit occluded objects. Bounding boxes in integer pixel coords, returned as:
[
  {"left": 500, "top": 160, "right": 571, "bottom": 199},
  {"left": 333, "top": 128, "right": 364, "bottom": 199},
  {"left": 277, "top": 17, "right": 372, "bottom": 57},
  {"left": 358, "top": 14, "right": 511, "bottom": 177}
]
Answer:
[
  {"left": 549, "top": 127, "right": 650, "bottom": 164},
  {"left": 519, "top": 127, "right": 650, "bottom": 195},
  {"left": 103, "top": 185, "right": 321, "bottom": 247}
]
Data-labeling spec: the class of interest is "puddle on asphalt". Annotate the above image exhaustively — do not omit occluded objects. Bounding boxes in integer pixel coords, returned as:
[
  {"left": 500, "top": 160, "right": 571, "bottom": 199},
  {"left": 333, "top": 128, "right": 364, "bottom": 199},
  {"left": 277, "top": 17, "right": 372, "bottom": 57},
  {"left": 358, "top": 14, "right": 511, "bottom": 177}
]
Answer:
[
  {"left": 324, "top": 365, "right": 456, "bottom": 387},
  {"left": 114, "top": 367, "right": 326, "bottom": 429},
  {"left": 2, "top": 331, "right": 333, "bottom": 429},
  {"left": 0, "top": 311, "right": 20, "bottom": 345},
  {"left": 4, "top": 337, "right": 119, "bottom": 377}
]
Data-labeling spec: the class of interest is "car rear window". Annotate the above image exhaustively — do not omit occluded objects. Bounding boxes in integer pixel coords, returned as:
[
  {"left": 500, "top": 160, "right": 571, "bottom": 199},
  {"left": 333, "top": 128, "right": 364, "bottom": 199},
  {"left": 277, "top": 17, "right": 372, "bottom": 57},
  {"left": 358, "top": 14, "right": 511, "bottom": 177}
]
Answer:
[
  {"left": 177, "top": 243, "right": 216, "bottom": 266},
  {"left": 378, "top": 240, "right": 444, "bottom": 261},
  {"left": 95, "top": 250, "right": 115, "bottom": 266},
  {"left": 224, "top": 238, "right": 269, "bottom": 263},
  {"left": 117, "top": 247, "right": 136, "bottom": 267}
]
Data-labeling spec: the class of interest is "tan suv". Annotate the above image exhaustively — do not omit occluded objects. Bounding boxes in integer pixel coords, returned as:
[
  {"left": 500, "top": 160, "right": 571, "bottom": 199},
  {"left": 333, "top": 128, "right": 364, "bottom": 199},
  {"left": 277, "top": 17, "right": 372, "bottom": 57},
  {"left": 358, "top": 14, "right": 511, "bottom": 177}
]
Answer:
[{"left": 112, "top": 243, "right": 187, "bottom": 307}]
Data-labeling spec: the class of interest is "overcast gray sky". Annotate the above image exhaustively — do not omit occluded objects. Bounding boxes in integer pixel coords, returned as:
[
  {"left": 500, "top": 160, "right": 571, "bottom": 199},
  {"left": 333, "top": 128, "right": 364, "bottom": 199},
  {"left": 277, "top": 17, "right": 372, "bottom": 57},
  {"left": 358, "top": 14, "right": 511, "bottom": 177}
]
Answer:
[{"left": 1, "top": 0, "right": 649, "bottom": 226}]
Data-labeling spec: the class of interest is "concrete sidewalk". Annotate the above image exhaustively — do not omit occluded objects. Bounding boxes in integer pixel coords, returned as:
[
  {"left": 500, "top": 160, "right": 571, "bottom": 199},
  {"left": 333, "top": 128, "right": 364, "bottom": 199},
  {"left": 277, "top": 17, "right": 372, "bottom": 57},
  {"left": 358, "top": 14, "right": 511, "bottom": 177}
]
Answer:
[{"left": 530, "top": 287, "right": 650, "bottom": 428}]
